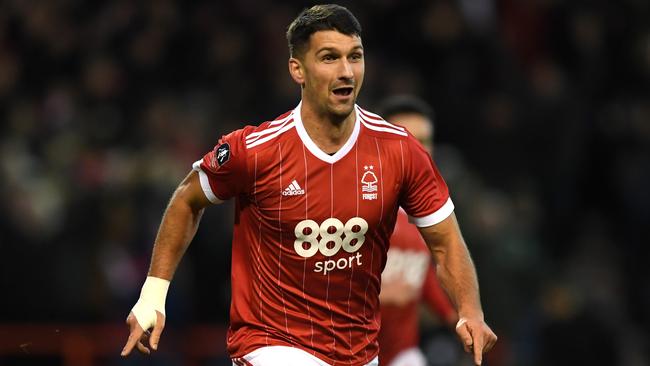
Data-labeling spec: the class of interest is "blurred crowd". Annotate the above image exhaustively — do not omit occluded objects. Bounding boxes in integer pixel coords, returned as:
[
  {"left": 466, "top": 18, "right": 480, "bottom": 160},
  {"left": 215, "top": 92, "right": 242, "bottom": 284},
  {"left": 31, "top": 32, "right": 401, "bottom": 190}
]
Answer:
[{"left": 1, "top": 0, "right": 648, "bottom": 365}]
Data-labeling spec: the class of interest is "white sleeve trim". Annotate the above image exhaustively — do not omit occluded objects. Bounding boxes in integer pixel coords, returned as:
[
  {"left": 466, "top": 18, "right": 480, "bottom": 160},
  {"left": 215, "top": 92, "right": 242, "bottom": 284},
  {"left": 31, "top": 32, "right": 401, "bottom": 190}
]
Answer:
[
  {"left": 408, "top": 197, "right": 455, "bottom": 227},
  {"left": 192, "top": 160, "right": 222, "bottom": 204}
]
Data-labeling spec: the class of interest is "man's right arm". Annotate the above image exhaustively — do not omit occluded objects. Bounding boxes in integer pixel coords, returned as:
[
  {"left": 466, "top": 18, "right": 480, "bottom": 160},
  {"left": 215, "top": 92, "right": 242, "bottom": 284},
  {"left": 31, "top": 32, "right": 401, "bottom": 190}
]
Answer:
[
  {"left": 121, "top": 170, "right": 216, "bottom": 356},
  {"left": 148, "top": 170, "right": 216, "bottom": 280}
]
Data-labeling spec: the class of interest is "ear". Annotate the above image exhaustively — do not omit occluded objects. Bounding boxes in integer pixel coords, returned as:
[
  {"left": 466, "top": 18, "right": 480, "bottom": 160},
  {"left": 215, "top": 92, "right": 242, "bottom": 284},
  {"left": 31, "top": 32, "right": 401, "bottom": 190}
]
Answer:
[{"left": 288, "top": 57, "right": 305, "bottom": 85}]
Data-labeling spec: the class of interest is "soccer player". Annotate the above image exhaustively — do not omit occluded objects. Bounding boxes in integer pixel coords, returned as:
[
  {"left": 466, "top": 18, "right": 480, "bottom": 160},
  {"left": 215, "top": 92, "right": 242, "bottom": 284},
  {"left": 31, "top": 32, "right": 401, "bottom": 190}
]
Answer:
[
  {"left": 121, "top": 5, "right": 496, "bottom": 366},
  {"left": 378, "top": 96, "right": 458, "bottom": 366}
]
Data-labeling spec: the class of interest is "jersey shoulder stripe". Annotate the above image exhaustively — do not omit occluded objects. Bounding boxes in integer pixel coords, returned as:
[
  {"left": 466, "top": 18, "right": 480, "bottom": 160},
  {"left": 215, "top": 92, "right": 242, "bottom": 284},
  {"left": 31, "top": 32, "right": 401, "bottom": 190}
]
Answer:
[
  {"left": 360, "top": 116, "right": 408, "bottom": 136},
  {"left": 245, "top": 112, "right": 294, "bottom": 143},
  {"left": 271, "top": 110, "right": 293, "bottom": 124},
  {"left": 357, "top": 107, "right": 406, "bottom": 132},
  {"left": 356, "top": 106, "right": 383, "bottom": 120},
  {"left": 356, "top": 106, "right": 408, "bottom": 136},
  {"left": 245, "top": 119, "right": 296, "bottom": 149}
]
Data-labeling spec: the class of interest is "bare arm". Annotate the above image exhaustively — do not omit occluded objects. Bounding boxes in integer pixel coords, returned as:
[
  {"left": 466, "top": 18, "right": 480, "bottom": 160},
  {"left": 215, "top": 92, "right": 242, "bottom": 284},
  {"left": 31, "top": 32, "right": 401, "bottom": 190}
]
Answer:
[
  {"left": 122, "top": 170, "right": 215, "bottom": 356},
  {"left": 419, "top": 213, "right": 480, "bottom": 318},
  {"left": 420, "top": 264, "right": 458, "bottom": 327},
  {"left": 418, "top": 212, "right": 497, "bottom": 365},
  {"left": 148, "top": 170, "right": 214, "bottom": 280}
]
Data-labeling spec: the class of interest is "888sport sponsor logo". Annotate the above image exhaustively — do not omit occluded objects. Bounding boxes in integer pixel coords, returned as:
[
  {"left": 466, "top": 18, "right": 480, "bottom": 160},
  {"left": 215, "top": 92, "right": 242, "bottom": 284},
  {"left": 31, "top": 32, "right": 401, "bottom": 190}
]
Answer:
[{"left": 293, "top": 217, "right": 368, "bottom": 275}]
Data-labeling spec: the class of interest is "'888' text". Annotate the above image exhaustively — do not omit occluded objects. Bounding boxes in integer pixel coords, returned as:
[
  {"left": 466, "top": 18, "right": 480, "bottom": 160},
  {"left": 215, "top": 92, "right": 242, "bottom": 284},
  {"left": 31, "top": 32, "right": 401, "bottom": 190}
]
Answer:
[{"left": 294, "top": 217, "right": 368, "bottom": 275}]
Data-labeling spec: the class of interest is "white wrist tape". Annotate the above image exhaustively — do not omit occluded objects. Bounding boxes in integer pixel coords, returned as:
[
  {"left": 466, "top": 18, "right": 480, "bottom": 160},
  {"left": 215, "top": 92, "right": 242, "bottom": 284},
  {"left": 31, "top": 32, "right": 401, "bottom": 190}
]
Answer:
[{"left": 131, "top": 276, "right": 170, "bottom": 330}]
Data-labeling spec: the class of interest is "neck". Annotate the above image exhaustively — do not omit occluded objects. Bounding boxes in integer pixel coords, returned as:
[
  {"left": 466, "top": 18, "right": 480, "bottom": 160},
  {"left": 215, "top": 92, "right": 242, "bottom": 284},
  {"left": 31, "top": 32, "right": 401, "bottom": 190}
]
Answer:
[{"left": 299, "top": 101, "right": 356, "bottom": 155}]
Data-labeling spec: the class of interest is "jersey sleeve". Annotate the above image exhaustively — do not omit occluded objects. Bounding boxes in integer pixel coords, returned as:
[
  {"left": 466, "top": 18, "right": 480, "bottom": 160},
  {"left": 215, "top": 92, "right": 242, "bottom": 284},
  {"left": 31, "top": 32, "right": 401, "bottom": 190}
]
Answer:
[
  {"left": 401, "top": 134, "right": 454, "bottom": 227},
  {"left": 192, "top": 127, "right": 251, "bottom": 203}
]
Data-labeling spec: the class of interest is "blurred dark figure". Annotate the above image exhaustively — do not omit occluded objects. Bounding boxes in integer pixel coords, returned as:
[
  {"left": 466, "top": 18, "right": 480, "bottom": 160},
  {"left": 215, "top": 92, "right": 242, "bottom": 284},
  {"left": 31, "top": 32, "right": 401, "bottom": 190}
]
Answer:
[{"left": 377, "top": 95, "right": 460, "bottom": 366}]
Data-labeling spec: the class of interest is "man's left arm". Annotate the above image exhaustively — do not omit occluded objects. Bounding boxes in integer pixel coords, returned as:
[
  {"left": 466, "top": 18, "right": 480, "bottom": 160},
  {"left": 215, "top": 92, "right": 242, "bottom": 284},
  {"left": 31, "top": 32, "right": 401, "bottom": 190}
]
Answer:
[
  {"left": 421, "top": 263, "right": 458, "bottom": 327},
  {"left": 418, "top": 212, "right": 497, "bottom": 366}
]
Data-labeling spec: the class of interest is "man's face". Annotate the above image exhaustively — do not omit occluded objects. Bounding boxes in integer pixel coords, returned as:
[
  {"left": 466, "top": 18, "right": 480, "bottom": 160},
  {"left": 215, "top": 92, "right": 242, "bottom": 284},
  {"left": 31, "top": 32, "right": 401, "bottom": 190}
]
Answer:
[
  {"left": 292, "top": 30, "right": 364, "bottom": 119},
  {"left": 389, "top": 112, "right": 433, "bottom": 154}
]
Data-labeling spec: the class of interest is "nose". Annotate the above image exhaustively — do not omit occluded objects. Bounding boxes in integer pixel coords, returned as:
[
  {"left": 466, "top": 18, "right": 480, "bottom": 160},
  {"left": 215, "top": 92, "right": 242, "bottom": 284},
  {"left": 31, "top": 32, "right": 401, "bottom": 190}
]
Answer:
[{"left": 338, "top": 58, "right": 354, "bottom": 81}]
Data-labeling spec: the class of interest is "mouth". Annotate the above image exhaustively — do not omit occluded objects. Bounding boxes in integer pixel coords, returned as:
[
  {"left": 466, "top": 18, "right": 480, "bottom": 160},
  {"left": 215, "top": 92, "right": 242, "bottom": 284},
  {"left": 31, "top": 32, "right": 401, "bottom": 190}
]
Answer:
[{"left": 332, "top": 86, "right": 354, "bottom": 97}]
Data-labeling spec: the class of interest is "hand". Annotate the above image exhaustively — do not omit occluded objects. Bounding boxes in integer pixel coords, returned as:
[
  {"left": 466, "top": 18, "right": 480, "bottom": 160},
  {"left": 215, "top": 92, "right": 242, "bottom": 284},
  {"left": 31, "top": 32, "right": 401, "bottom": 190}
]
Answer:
[
  {"left": 455, "top": 317, "right": 497, "bottom": 365},
  {"left": 121, "top": 310, "right": 165, "bottom": 356}
]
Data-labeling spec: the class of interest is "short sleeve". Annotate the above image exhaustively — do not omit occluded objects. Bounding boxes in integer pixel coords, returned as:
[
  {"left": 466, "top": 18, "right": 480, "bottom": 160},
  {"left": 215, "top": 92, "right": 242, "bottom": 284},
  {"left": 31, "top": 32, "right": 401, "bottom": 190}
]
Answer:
[
  {"left": 192, "top": 128, "right": 251, "bottom": 203},
  {"left": 401, "top": 135, "right": 454, "bottom": 227}
]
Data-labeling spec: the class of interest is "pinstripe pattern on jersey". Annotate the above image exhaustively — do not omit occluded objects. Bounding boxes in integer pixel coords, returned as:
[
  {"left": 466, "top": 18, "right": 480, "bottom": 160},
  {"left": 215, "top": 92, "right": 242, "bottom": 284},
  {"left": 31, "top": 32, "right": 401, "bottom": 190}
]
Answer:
[
  {"left": 277, "top": 143, "right": 290, "bottom": 335},
  {"left": 327, "top": 161, "right": 337, "bottom": 356},
  {"left": 300, "top": 143, "right": 316, "bottom": 353},
  {"left": 253, "top": 152, "right": 270, "bottom": 346},
  {"left": 221, "top": 102, "right": 448, "bottom": 365},
  {"left": 362, "top": 137, "right": 386, "bottom": 364},
  {"left": 345, "top": 143, "right": 360, "bottom": 360}
]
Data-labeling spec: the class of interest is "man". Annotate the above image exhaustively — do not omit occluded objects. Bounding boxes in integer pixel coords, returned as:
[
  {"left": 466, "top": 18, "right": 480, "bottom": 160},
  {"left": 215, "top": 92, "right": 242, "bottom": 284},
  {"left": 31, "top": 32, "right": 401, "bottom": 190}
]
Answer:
[
  {"left": 121, "top": 5, "right": 496, "bottom": 366},
  {"left": 378, "top": 96, "right": 458, "bottom": 366}
]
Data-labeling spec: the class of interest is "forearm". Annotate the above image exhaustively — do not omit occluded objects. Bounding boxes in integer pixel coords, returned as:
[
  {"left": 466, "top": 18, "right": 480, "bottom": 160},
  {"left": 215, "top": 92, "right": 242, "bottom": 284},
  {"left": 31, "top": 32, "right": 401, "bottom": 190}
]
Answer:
[
  {"left": 420, "top": 214, "right": 497, "bottom": 363},
  {"left": 147, "top": 173, "right": 208, "bottom": 280},
  {"left": 421, "top": 214, "right": 483, "bottom": 319},
  {"left": 434, "top": 238, "right": 482, "bottom": 318},
  {"left": 422, "top": 266, "right": 458, "bottom": 325}
]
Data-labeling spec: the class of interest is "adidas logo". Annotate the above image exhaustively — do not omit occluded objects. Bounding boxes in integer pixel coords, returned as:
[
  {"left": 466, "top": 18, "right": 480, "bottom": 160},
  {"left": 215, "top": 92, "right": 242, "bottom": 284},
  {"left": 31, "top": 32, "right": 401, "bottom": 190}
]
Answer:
[{"left": 282, "top": 180, "right": 305, "bottom": 196}]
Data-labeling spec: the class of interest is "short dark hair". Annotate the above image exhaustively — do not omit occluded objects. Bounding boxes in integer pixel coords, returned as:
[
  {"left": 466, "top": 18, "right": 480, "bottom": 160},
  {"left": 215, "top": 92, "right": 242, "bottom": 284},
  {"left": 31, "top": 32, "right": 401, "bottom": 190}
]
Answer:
[
  {"left": 377, "top": 95, "right": 435, "bottom": 125},
  {"left": 287, "top": 4, "right": 362, "bottom": 58}
]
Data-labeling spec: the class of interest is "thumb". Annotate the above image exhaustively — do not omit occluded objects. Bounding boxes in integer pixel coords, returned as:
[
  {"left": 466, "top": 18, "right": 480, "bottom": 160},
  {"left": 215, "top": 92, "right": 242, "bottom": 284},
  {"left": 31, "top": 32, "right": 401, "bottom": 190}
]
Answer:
[
  {"left": 456, "top": 319, "right": 474, "bottom": 353},
  {"left": 149, "top": 311, "right": 166, "bottom": 350}
]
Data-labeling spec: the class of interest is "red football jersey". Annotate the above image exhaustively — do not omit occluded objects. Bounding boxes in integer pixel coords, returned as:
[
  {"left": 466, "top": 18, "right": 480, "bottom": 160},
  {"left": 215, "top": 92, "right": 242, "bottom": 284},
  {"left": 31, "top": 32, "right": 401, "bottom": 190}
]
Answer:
[
  {"left": 379, "top": 209, "right": 456, "bottom": 365},
  {"left": 193, "top": 103, "right": 454, "bottom": 366}
]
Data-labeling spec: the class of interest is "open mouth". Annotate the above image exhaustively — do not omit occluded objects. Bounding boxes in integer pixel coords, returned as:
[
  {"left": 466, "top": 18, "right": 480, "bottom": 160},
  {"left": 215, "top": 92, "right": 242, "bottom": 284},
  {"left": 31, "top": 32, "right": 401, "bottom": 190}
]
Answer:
[{"left": 332, "top": 87, "right": 354, "bottom": 97}]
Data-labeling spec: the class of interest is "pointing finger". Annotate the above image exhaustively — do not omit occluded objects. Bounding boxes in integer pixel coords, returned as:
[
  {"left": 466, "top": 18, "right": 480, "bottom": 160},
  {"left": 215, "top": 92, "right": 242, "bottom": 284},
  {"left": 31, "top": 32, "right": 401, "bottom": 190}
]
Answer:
[
  {"left": 122, "top": 313, "right": 145, "bottom": 356},
  {"left": 149, "top": 311, "right": 166, "bottom": 350},
  {"left": 121, "top": 326, "right": 144, "bottom": 356},
  {"left": 472, "top": 331, "right": 484, "bottom": 365}
]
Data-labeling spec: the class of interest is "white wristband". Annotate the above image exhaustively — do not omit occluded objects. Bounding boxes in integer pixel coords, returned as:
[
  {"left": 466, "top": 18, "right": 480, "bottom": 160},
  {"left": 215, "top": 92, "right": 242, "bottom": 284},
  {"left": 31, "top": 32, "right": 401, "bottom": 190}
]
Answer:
[{"left": 131, "top": 276, "right": 170, "bottom": 331}]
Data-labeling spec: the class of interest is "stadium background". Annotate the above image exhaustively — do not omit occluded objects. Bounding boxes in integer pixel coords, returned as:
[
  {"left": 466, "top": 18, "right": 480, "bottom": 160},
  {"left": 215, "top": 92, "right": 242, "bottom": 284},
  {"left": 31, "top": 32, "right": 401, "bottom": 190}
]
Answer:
[{"left": 0, "top": 0, "right": 648, "bottom": 365}]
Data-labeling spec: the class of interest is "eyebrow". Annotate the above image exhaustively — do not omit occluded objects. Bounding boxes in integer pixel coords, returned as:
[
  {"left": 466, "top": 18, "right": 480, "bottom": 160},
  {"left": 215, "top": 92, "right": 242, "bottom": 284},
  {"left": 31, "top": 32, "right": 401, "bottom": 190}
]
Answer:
[{"left": 316, "top": 45, "right": 364, "bottom": 54}]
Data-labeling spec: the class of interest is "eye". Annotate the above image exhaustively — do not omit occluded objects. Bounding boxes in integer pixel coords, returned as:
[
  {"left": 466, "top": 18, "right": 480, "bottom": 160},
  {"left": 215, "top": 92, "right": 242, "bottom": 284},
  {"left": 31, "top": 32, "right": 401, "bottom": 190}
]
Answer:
[
  {"left": 350, "top": 52, "right": 363, "bottom": 61},
  {"left": 322, "top": 54, "right": 336, "bottom": 62}
]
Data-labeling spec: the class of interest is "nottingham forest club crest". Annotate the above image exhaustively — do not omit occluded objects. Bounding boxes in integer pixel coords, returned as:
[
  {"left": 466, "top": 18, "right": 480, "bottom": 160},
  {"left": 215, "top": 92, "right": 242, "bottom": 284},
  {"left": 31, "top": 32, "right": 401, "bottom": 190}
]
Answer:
[{"left": 361, "top": 165, "right": 378, "bottom": 201}]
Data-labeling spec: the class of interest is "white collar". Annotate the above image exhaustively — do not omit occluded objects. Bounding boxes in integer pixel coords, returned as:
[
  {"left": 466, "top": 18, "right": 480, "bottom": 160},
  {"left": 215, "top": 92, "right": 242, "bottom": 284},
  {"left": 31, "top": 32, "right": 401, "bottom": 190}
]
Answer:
[{"left": 292, "top": 101, "right": 361, "bottom": 164}]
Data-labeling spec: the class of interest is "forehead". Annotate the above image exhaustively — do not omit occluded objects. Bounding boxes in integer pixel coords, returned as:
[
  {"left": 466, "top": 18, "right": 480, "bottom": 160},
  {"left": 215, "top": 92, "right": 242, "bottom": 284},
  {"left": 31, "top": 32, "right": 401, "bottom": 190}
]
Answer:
[{"left": 307, "top": 30, "right": 363, "bottom": 53}]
